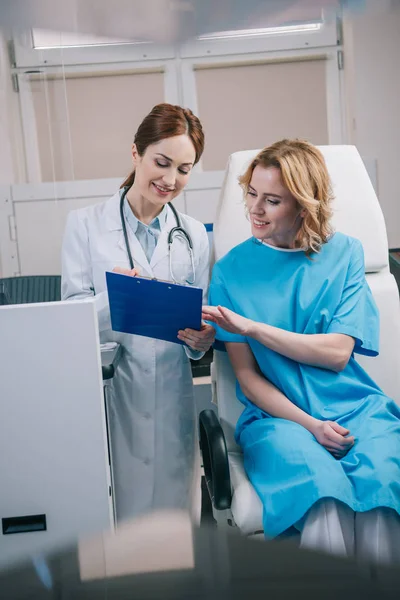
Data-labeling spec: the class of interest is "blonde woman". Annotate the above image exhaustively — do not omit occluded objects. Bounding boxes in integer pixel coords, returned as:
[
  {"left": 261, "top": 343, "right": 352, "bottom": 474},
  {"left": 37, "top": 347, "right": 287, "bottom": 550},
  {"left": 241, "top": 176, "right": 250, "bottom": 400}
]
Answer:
[{"left": 202, "top": 140, "right": 400, "bottom": 564}]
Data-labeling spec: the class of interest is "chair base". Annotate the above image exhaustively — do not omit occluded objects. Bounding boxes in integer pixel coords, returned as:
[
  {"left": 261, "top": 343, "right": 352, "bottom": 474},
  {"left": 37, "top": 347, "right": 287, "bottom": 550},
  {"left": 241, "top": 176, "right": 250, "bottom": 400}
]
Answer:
[{"left": 212, "top": 507, "right": 237, "bottom": 530}]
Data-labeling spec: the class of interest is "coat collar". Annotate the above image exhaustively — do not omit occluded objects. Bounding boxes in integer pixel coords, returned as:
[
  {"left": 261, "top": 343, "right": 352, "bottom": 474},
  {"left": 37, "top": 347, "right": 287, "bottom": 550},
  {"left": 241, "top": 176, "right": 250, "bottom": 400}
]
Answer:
[
  {"left": 103, "top": 190, "right": 124, "bottom": 232},
  {"left": 123, "top": 194, "right": 168, "bottom": 236},
  {"left": 103, "top": 189, "right": 171, "bottom": 233},
  {"left": 103, "top": 190, "right": 182, "bottom": 275}
]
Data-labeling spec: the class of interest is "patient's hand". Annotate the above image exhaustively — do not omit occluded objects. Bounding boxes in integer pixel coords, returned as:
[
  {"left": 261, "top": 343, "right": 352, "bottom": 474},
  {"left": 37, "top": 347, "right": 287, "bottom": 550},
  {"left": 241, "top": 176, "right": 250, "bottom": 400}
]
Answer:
[
  {"left": 310, "top": 420, "right": 355, "bottom": 459},
  {"left": 202, "top": 305, "right": 253, "bottom": 336}
]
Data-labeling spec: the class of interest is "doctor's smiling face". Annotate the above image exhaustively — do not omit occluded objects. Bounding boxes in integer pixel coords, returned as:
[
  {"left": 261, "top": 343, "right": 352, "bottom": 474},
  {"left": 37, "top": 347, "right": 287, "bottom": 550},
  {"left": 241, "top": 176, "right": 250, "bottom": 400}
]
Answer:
[
  {"left": 246, "top": 164, "right": 305, "bottom": 249},
  {"left": 132, "top": 134, "right": 196, "bottom": 209},
  {"left": 121, "top": 103, "right": 204, "bottom": 222}
]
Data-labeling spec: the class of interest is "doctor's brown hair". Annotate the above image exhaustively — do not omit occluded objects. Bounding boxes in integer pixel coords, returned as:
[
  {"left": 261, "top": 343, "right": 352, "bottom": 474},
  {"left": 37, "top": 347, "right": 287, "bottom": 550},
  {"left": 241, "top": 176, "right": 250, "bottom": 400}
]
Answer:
[
  {"left": 121, "top": 103, "right": 205, "bottom": 189},
  {"left": 239, "top": 139, "right": 334, "bottom": 254}
]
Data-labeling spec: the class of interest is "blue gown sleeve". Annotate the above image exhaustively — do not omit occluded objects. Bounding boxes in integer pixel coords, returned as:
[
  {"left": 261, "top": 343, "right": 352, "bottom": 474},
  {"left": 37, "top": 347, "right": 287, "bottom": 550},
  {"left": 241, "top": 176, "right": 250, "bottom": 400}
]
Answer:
[
  {"left": 208, "top": 262, "right": 247, "bottom": 345},
  {"left": 326, "top": 239, "right": 379, "bottom": 356}
]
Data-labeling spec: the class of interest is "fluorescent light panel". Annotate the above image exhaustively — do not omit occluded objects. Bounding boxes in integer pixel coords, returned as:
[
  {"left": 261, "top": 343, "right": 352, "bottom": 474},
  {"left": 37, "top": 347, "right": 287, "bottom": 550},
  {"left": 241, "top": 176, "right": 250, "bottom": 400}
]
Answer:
[
  {"left": 197, "top": 22, "right": 323, "bottom": 41},
  {"left": 32, "top": 29, "right": 148, "bottom": 50},
  {"left": 34, "top": 41, "right": 148, "bottom": 49}
]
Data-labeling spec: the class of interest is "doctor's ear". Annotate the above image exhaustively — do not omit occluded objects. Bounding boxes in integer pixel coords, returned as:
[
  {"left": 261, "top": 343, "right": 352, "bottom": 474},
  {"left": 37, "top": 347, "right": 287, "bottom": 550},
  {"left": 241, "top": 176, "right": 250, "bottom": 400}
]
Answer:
[{"left": 131, "top": 143, "right": 141, "bottom": 167}]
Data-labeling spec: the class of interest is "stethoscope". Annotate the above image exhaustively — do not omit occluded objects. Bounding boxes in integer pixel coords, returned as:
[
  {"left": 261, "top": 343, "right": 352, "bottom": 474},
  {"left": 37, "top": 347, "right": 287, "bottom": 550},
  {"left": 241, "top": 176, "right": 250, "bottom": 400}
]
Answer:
[{"left": 119, "top": 186, "right": 196, "bottom": 285}]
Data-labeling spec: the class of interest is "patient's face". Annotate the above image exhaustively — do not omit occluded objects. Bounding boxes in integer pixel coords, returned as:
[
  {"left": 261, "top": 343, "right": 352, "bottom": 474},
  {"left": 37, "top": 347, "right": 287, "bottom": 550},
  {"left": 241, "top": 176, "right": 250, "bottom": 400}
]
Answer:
[{"left": 246, "top": 165, "right": 305, "bottom": 248}]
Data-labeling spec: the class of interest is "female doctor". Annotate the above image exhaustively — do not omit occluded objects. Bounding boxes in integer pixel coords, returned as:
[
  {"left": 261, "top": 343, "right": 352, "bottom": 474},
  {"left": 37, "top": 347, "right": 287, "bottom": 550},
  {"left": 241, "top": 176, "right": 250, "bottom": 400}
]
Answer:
[{"left": 61, "top": 103, "right": 215, "bottom": 523}]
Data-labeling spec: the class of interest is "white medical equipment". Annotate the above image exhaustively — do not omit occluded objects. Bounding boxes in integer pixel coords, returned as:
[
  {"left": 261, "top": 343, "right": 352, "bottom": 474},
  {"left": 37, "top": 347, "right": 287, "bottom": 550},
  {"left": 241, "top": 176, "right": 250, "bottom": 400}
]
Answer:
[{"left": 0, "top": 299, "right": 115, "bottom": 567}]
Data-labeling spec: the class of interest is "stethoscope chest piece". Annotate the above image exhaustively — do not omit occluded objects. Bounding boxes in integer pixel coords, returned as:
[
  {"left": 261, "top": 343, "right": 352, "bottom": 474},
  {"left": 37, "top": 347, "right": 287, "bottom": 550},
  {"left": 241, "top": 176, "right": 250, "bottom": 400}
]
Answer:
[{"left": 120, "top": 187, "right": 195, "bottom": 285}]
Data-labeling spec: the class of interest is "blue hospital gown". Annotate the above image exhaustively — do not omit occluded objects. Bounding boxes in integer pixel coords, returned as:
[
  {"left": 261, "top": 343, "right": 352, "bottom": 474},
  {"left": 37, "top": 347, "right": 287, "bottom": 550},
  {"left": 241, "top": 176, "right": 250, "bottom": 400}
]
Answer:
[{"left": 209, "top": 232, "right": 400, "bottom": 538}]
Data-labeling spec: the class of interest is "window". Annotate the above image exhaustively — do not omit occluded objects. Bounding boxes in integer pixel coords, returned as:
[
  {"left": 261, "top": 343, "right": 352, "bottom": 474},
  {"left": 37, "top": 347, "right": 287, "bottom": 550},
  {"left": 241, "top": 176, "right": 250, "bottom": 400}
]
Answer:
[
  {"left": 195, "top": 58, "right": 329, "bottom": 170},
  {"left": 26, "top": 69, "right": 165, "bottom": 181}
]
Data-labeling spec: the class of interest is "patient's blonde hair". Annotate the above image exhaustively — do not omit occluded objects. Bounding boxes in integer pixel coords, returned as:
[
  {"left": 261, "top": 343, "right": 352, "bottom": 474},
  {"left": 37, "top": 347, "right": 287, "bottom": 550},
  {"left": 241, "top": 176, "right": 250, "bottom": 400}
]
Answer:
[{"left": 239, "top": 139, "right": 334, "bottom": 254}]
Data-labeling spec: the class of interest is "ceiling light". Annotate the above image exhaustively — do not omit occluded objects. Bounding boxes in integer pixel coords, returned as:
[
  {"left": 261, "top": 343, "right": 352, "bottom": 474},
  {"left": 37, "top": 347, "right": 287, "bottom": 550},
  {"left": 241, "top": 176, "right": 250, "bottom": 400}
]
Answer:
[
  {"left": 32, "top": 29, "right": 149, "bottom": 50},
  {"left": 197, "top": 22, "right": 323, "bottom": 42}
]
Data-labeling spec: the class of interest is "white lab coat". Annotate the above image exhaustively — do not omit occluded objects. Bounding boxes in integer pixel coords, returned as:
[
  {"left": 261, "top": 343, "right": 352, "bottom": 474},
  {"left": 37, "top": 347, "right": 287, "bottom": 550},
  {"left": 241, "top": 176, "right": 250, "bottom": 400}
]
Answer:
[{"left": 61, "top": 191, "right": 210, "bottom": 523}]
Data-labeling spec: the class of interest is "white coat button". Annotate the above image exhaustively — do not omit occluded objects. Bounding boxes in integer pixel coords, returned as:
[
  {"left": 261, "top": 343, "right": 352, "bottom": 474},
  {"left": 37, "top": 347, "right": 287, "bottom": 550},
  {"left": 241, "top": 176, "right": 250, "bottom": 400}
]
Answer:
[
  {"left": 143, "top": 412, "right": 151, "bottom": 419},
  {"left": 143, "top": 458, "right": 150, "bottom": 465}
]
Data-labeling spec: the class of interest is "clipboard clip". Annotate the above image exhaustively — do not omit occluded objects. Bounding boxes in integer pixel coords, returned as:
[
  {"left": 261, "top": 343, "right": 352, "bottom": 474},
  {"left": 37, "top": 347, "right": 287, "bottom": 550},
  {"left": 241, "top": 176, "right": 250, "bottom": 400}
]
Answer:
[{"left": 135, "top": 275, "right": 187, "bottom": 287}]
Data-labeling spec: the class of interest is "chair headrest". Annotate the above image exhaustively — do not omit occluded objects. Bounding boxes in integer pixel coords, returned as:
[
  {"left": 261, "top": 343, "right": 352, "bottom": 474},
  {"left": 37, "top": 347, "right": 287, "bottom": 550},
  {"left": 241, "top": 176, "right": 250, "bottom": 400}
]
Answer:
[{"left": 213, "top": 145, "right": 388, "bottom": 272}]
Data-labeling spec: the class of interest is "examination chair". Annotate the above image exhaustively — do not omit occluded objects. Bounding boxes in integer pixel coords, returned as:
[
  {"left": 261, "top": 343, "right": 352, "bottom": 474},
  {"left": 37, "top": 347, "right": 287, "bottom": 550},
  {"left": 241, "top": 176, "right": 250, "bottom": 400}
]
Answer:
[{"left": 199, "top": 146, "right": 400, "bottom": 536}]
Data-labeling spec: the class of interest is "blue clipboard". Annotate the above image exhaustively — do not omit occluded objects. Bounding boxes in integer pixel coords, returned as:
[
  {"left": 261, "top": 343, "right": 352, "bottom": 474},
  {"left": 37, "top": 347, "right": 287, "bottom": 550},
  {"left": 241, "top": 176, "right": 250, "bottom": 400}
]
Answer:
[{"left": 106, "top": 271, "right": 203, "bottom": 345}]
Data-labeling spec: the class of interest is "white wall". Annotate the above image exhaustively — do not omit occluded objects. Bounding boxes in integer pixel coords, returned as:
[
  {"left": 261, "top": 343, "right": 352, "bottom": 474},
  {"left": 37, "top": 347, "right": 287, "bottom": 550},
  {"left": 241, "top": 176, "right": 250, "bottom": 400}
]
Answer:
[{"left": 343, "top": 0, "right": 400, "bottom": 248}]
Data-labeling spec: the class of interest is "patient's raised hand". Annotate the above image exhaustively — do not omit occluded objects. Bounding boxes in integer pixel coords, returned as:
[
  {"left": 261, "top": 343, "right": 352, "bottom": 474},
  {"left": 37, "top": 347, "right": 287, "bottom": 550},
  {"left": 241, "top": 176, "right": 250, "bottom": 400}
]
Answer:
[{"left": 202, "top": 305, "right": 252, "bottom": 336}]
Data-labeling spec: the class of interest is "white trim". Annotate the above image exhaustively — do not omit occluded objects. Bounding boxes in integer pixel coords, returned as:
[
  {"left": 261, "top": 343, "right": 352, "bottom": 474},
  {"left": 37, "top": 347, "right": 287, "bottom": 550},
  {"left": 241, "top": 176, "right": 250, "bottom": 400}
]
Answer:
[
  {"left": 174, "top": 52, "right": 206, "bottom": 174},
  {"left": 11, "top": 171, "right": 225, "bottom": 203},
  {"left": 180, "top": 59, "right": 199, "bottom": 116},
  {"left": 325, "top": 49, "right": 346, "bottom": 143},
  {"left": 11, "top": 178, "right": 123, "bottom": 202},
  {"left": 0, "top": 185, "right": 20, "bottom": 277},
  {"left": 13, "top": 33, "right": 175, "bottom": 68},
  {"left": 338, "top": 49, "right": 350, "bottom": 144},
  {"left": 163, "top": 60, "right": 180, "bottom": 105},
  {"left": 180, "top": 46, "right": 338, "bottom": 69},
  {"left": 179, "top": 59, "right": 204, "bottom": 172},
  {"left": 14, "top": 59, "right": 170, "bottom": 77},
  {"left": 17, "top": 75, "right": 42, "bottom": 183}
]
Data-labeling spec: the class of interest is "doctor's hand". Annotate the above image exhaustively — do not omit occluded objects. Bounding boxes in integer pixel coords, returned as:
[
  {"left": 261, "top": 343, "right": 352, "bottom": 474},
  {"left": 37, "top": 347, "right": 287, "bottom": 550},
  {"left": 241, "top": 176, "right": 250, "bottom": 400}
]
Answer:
[
  {"left": 178, "top": 322, "right": 215, "bottom": 352},
  {"left": 202, "top": 305, "right": 253, "bottom": 337},
  {"left": 310, "top": 419, "right": 355, "bottom": 459},
  {"left": 112, "top": 266, "right": 140, "bottom": 277}
]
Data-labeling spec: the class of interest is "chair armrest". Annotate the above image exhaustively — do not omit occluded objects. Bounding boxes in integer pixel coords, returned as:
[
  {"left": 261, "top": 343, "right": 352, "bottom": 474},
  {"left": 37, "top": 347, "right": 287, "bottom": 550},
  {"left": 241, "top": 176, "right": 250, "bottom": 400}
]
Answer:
[{"left": 199, "top": 409, "right": 232, "bottom": 510}]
